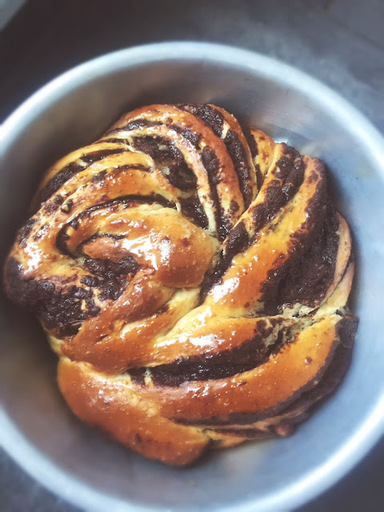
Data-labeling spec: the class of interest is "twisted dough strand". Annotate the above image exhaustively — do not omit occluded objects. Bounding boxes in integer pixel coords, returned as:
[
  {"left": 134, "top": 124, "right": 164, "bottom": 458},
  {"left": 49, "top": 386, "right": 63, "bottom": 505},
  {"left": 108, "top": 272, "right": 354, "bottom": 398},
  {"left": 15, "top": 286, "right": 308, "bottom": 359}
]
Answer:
[{"left": 5, "top": 104, "right": 357, "bottom": 466}]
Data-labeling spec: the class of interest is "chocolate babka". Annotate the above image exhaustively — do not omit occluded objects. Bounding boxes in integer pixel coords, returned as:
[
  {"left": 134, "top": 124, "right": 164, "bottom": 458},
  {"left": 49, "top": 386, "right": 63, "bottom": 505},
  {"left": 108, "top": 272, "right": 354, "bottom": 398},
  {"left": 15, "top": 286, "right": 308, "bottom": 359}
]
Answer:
[{"left": 4, "top": 104, "right": 357, "bottom": 465}]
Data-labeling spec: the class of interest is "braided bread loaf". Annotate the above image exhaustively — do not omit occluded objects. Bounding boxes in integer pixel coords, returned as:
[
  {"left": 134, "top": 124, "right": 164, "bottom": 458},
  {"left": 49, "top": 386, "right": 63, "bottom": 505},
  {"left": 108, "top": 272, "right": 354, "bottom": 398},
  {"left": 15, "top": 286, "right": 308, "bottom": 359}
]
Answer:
[{"left": 4, "top": 104, "right": 357, "bottom": 466}]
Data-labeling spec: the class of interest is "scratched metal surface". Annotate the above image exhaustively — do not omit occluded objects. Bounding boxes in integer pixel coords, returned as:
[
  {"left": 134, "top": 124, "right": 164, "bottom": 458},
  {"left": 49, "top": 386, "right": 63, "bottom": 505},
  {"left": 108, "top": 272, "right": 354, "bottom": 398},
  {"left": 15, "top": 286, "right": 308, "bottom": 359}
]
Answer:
[{"left": 0, "top": 1, "right": 383, "bottom": 511}]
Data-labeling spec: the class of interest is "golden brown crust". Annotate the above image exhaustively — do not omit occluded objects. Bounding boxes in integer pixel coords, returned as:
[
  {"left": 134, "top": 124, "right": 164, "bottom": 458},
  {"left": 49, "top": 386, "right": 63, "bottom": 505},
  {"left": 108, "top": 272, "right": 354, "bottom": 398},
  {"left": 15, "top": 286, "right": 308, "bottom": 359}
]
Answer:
[
  {"left": 4, "top": 104, "right": 357, "bottom": 465},
  {"left": 57, "top": 358, "right": 210, "bottom": 466}
]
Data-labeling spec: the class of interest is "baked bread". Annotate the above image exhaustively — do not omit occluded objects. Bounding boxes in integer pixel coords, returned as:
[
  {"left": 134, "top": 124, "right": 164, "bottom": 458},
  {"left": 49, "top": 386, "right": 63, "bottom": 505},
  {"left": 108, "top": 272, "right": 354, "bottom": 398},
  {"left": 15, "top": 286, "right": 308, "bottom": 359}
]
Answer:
[{"left": 4, "top": 104, "right": 357, "bottom": 466}]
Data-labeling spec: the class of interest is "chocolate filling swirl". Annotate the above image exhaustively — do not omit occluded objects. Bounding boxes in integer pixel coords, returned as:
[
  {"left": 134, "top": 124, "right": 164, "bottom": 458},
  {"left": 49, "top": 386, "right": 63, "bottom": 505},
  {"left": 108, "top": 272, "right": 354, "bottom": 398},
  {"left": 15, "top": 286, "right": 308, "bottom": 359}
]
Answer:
[{"left": 4, "top": 104, "right": 357, "bottom": 467}]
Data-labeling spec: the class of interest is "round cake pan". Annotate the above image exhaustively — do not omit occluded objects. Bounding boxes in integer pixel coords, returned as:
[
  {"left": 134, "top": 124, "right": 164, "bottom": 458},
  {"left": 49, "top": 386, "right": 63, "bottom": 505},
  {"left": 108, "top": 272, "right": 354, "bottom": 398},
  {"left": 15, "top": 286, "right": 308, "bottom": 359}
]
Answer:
[{"left": 1, "top": 42, "right": 384, "bottom": 512}]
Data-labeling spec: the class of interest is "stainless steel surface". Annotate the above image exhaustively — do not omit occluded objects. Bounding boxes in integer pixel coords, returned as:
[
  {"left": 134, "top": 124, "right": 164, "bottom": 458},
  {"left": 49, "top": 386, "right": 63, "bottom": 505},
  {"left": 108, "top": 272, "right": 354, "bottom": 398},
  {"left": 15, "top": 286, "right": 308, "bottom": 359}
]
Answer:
[
  {"left": 0, "top": 0, "right": 25, "bottom": 30},
  {"left": 1, "top": 42, "right": 384, "bottom": 512}
]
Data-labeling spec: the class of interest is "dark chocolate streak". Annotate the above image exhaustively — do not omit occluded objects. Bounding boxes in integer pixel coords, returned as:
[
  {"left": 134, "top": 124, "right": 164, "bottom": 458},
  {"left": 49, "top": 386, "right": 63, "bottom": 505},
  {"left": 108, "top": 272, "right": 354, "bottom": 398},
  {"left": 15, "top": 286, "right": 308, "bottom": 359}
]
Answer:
[
  {"left": 105, "top": 108, "right": 247, "bottom": 238},
  {"left": 129, "top": 318, "right": 286, "bottom": 387},
  {"left": 132, "top": 135, "right": 197, "bottom": 191},
  {"left": 91, "top": 163, "right": 152, "bottom": 184},
  {"left": 83, "top": 255, "right": 139, "bottom": 301},
  {"left": 200, "top": 146, "right": 306, "bottom": 300},
  {"left": 121, "top": 117, "right": 236, "bottom": 237},
  {"left": 174, "top": 315, "right": 357, "bottom": 428},
  {"left": 178, "top": 104, "right": 224, "bottom": 137},
  {"left": 5, "top": 257, "right": 100, "bottom": 337},
  {"left": 249, "top": 145, "right": 304, "bottom": 237},
  {"left": 211, "top": 315, "right": 357, "bottom": 434},
  {"left": 199, "top": 221, "right": 249, "bottom": 301},
  {"left": 56, "top": 194, "right": 176, "bottom": 255},
  {"left": 254, "top": 163, "right": 264, "bottom": 191},
  {"left": 12, "top": 190, "right": 179, "bottom": 333},
  {"left": 180, "top": 104, "right": 254, "bottom": 207},
  {"left": 172, "top": 124, "right": 201, "bottom": 147},
  {"left": 260, "top": 163, "right": 328, "bottom": 315},
  {"left": 224, "top": 129, "right": 253, "bottom": 207},
  {"left": 179, "top": 195, "right": 209, "bottom": 229},
  {"left": 277, "top": 203, "right": 340, "bottom": 308},
  {"left": 18, "top": 217, "right": 38, "bottom": 243},
  {"left": 201, "top": 147, "right": 229, "bottom": 240},
  {"left": 243, "top": 127, "right": 258, "bottom": 158},
  {"left": 37, "top": 148, "right": 126, "bottom": 205},
  {"left": 105, "top": 117, "right": 213, "bottom": 228},
  {"left": 85, "top": 194, "right": 176, "bottom": 212},
  {"left": 42, "top": 194, "right": 65, "bottom": 215},
  {"left": 107, "top": 119, "right": 162, "bottom": 134},
  {"left": 5, "top": 237, "right": 141, "bottom": 335}
]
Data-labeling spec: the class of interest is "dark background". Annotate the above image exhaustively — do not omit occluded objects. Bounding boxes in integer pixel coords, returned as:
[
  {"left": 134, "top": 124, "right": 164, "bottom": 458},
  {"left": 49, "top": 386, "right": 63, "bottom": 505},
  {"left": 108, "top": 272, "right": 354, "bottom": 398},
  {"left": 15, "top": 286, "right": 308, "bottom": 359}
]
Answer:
[{"left": 1, "top": 0, "right": 383, "bottom": 510}]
